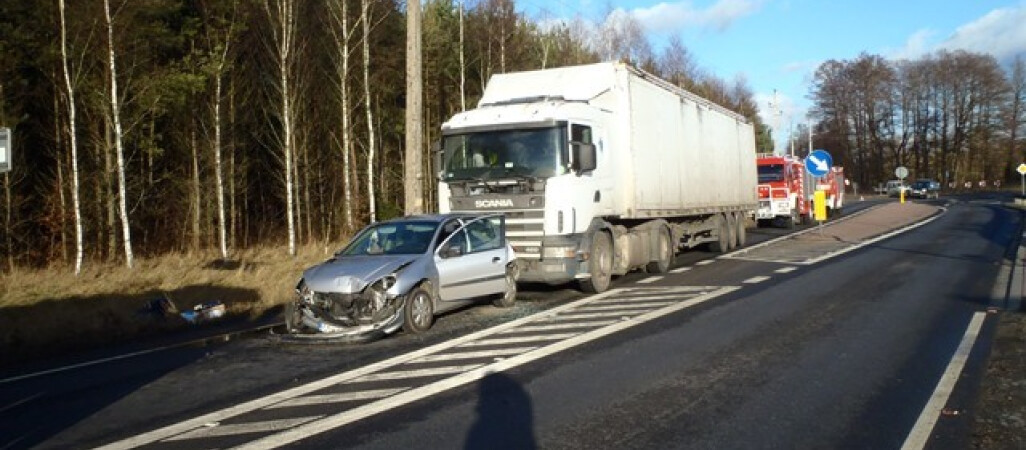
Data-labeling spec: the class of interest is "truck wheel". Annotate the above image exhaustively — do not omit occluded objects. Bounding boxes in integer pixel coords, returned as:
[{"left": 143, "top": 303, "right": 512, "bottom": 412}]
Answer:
[
  {"left": 726, "top": 213, "right": 738, "bottom": 249},
  {"left": 709, "top": 214, "right": 730, "bottom": 253},
  {"left": 645, "top": 228, "right": 673, "bottom": 274},
  {"left": 580, "top": 232, "right": 613, "bottom": 293},
  {"left": 785, "top": 209, "right": 797, "bottom": 229},
  {"left": 734, "top": 212, "right": 747, "bottom": 248}
]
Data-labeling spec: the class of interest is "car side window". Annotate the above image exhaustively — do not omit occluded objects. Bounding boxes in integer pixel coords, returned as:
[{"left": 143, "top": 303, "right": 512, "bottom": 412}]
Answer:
[
  {"left": 465, "top": 217, "right": 502, "bottom": 253},
  {"left": 436, "top": 219, "right": 468, "bottom": 255}
]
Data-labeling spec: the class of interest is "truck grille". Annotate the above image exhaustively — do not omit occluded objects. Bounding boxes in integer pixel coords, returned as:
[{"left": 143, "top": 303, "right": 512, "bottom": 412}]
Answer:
[{"left": 485, "top": 209, "right": 544, "bottom": 259}]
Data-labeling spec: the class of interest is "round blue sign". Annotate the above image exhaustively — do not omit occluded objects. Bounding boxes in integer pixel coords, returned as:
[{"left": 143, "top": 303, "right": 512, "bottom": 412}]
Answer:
[{"left": 805, "top": 149, "right": 833, "bottom": 177}]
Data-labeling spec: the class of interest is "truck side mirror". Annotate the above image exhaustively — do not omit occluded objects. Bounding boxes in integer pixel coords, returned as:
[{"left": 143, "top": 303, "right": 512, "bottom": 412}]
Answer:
[
  {"left": 432, "top": 141, "right": 443, "bottom": 179},
  {"left": 571, "top": 142, "right": 597, "bottom": 173}
]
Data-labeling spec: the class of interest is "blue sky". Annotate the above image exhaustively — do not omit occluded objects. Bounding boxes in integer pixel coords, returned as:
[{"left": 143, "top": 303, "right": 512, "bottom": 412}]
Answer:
[{"left": 516, "top": 0, "right": 1026, "bottom": 152}]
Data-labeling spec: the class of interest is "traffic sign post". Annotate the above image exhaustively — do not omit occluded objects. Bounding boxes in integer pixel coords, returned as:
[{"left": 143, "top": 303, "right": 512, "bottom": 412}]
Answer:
[
  {"left": 895, "top": 166, "right": 908, "bottom": 204},
  {"left": 1017, "top": 163, "right": 1026, "bottom": 197}
]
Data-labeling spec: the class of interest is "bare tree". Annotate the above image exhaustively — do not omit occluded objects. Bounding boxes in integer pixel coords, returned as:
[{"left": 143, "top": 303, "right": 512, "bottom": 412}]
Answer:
[
  {"left": 203, "top": 1, "right": 238, "bottom": 259},
  {"left": 103, "top": 0, "right": 134, "bottom": 268},
  {"left": 362, "top": 0, "right": 376, "bottom": 222},
  {"left": 327, "top": 0, "right": 357, "bottom": 233},
  {"left": 58, "top": 0, "right": 85, "bottom": 274},
  {"left": 263, "top": 0, "right": 298, "bottom": 255}
]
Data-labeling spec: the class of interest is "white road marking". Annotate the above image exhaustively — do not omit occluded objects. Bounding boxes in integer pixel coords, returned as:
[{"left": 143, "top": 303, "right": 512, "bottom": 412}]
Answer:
[
  {"left": 413, "top": 347, "right": 535, "bottom": 363},
  {"left": 637, "top": 276, "right": 661, "bottom": 284},
  {"left": 458, "top": 333, "right": 581, "bottom": 347},
  {"left": 514, "top": 320, "right": 619, "bottom": 333},
  {"left": 803, "top": 212, "right": 943, "bottom": 265},
  {"left": 575, "top": 301, "right": 676, "bottom": 312},
  {"left": 695, "top": 260, "right": 715, "bottom": 266},
  {"left": 553, "top": 310, "right": 658, "bottom": 320},
  {"left": 774, "top": 266, "right": 797, "bottom": 274},
  {"left": 355, "top": 365, "right": 484, "bottom": 382},
  {"left": 901, "top": 312, "right": 986, "bottom": 450},
  {"left": 164, "top": 416, "right": 321, "bottom": 441},
  {"left": 96, "top": 286, "right": 712, "bottom": 449},
  {"left": 266, "top": 389, "right": 407, "bottom": 409},
  {"left": 743, "top": 276, "right": 771, "bottom": 284},
  {"left": 232, "top": 286, "right": 740, "bottom": 449},
  {"left": 670, "top": 267, "right": 691, "bottom": 274}
]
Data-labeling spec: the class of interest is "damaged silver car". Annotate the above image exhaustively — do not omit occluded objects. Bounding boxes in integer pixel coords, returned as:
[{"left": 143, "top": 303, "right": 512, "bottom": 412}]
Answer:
[{"left": 286, "top": 213, "right": 518, "bottom": 339}]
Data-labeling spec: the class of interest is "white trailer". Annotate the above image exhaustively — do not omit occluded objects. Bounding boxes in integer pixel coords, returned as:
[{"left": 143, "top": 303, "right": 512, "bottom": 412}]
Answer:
[{"left": 437, "top": 62, "right": 757, "bottom": 292}]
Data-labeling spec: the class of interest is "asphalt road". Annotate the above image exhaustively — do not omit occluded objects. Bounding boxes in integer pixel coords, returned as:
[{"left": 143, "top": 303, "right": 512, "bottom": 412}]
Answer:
[{"left": 1, "top": 195, "right": 1017, "bottom": 449}]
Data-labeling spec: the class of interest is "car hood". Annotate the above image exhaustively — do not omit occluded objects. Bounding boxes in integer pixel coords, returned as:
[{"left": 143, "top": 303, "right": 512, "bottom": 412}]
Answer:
[{"left": 302, "top": 254, "right": 420, "bottom": 293}]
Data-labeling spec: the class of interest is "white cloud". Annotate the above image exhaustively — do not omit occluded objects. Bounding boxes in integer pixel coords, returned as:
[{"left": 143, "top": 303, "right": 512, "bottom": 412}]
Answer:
[
  {"left": 939, "top": 6, "right": 1026, "bottom": 61},
  {"left": 890, "top": 6, "right": 1026, "bottom": 63},
  {"left": 632, "top": 0, "right": 764, "bottom": 34}
]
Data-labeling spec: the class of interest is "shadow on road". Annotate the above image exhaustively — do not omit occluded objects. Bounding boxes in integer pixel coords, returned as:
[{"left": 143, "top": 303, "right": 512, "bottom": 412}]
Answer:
[{"left": 464, "top": 372, "right": 537, "bottom": 450}]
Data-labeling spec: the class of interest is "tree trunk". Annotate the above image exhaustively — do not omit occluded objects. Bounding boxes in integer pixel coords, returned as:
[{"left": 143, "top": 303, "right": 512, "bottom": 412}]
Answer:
[
  {"left": 191, "top": 127, "right": 201, "bottom": 251},
  {"left": 404, "top": 0, "right": 424, "bottom": 215},
  {"left": 363, "top": 0, "right": 376, "bottom": 222},
  {"left": 104, "top": 0, "right": 134, "bottom": 268},
  {"left": 264, "top": 0, "right": 298, "bottom": 255}
]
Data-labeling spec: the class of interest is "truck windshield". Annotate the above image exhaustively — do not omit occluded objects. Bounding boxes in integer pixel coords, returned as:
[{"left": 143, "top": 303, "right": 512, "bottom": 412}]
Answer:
[
  {"left": 441, "top": 127, "right": 566, "bottom": 181},
  {"left": 758, "top": 164, "right": 785, "bottom": 183}
]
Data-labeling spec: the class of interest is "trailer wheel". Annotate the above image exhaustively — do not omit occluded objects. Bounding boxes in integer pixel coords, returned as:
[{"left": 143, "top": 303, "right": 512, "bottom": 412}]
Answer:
[
  {"left": 725, "top": 213, "right": 738, "bottom": 250},
  {"left": 734, "top": 212, "right": 747, "bottom": 248},
  {"left": 580, "top": 232, "right": 613, "bottom": 293},
  {"left": 645, "top": 228, "right": 673, "bottom": 274},
  {"left": 709, "top": 214, "right": 731, "bottom": 253}
]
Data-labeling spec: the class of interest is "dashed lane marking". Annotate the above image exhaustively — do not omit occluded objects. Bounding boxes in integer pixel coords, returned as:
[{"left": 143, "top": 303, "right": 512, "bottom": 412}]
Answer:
[
  {"left": 670, "top": 267, "right": 691, "bottom": 274},
  {"left": 638, "top": 276, "right": 661, "bottom": 284},
  {"left": 695, "top": 260, "right": 715, "bottom": 266},
  {"left": 775, "top": 266, "right": 798, "bottom": 274},
  {"left": 743, "top": 276, "right": 771, "bottom": 284}
]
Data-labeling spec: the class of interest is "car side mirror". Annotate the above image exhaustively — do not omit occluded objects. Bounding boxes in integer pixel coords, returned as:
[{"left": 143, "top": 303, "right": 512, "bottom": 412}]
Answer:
[{"left": 571, "top": 142, "right": 596, "bottom": 173}]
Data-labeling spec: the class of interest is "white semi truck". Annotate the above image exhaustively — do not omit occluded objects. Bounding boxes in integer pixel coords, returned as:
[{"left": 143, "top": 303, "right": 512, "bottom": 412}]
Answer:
[{"left": 437, "top": 62, "right": 758, "bottom": 293}]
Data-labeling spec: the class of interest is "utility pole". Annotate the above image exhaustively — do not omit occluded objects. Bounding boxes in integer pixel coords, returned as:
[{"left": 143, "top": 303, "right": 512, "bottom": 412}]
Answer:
[
  {"left": 404, "top": 0, "right": 424, "bottom": 215},
  {"left": 768, "top": 90, "right": 782, "bottom": 155}
]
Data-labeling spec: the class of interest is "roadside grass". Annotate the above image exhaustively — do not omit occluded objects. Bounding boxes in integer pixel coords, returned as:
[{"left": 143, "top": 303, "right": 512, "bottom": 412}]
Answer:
[{"left": 0, "top": 243, "right": 342, "bottom": 367}]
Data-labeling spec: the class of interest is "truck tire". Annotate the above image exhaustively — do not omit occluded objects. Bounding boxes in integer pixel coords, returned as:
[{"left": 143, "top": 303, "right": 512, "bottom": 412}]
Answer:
[
  {"left": 580, "top": 231, "right": 613, "bottom": 293},
  {"left": 709, "top": 214, "right": 730, "bottom": 253},
  {"left": 784, "top": 208, "right": 798, "bottom": 229},
  {"left": 726, "top": 213, "right": 738, "bottom": 250},
  {"left": 734, "top": 212, "right": 747, "bottom": 248},
  {"left": 645, "top": 228, "right": 673, "bottom": 274}
]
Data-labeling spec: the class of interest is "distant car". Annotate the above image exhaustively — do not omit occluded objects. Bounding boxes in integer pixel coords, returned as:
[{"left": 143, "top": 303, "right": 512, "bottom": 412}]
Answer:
[
  {"left": 286, "top": 213, "right": 518, "bottom": 339},
  {"left": 885, "top": 180, "right": 910, "bottom": 197},
  {"left": 908, "top": 179, "right": 941, "bottom": 199}
]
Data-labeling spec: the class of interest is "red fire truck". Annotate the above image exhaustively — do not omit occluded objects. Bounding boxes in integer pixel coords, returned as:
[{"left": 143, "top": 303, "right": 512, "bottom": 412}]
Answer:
[
  {"left": 755, "top": 154, "right": 810, "bottom": 228},
  {"left": 810, "top": 166, "right": 845, "bottom": 218}
]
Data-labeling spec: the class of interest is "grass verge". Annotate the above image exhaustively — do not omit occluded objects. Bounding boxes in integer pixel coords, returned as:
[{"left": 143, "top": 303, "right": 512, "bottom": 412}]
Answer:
[{"left": 0, "top": 243, "right": 340, "bottom": 368}]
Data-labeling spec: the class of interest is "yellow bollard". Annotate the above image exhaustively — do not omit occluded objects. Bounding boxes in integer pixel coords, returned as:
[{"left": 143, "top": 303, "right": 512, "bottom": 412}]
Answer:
[
  {"left": 814, "top": 190, "right": 827, "bottom": 221},
  {"left": 900, "top": 188, "right": 905, "bottom": 204}
]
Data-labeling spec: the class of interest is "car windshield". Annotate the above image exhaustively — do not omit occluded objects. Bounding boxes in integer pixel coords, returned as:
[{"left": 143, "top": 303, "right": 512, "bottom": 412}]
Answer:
[
  {"left": 758, "top": 164, "right": 785, "bottom": 183},
  {"left": 441, "top": 127, "right": 566, "bottom": 181},
  {"left": 341, "top": 221, "right": 439, "bottom": 256}
]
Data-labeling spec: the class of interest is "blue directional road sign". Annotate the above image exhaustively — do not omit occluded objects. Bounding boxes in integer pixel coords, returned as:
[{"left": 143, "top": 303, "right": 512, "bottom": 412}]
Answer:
[{"left": 805, "top": 149, "right": 832, "bottom": 177}]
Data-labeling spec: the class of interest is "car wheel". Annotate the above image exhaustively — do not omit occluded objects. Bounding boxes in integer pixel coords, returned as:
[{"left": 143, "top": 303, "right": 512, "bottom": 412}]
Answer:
[
  {"left": 645, "top": 227, "right": 673, "bottom": 274},
  {"left": 494, "top": 264, "right": 518, "bottom": 308},
  {"left": 580, "top": 231, "right": 612, "bottom": 294},
  {"left": 403, "top": 285, "right": 434, "bottom": 334}
]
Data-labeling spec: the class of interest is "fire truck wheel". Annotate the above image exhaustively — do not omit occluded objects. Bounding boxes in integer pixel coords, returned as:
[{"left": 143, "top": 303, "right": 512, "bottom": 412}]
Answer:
[{"left": 785, "top": 209, "right": 798, "bottom": 229}]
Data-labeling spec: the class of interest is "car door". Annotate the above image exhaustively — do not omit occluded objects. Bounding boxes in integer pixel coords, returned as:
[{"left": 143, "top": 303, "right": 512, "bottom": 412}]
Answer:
[{"left": 435, "top": 216, "right": 508, "bottom": 302}]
